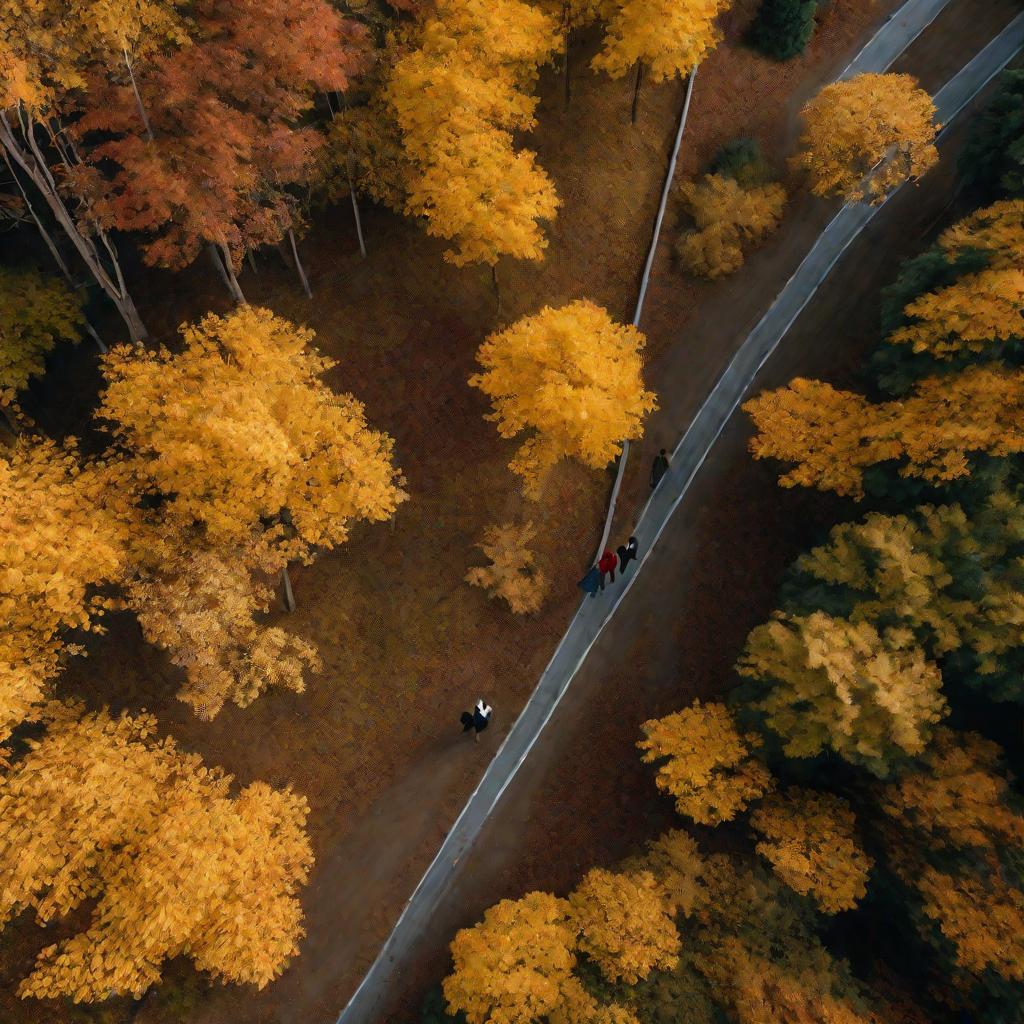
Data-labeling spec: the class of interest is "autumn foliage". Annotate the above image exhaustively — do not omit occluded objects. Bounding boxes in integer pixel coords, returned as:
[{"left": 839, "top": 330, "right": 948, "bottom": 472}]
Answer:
[
  {"left": 750, "top": 788, "right": 871, "bottom": 913},
  {"left": 676, "top": 172, "right": 786, "bottom": 279},
  {"left": 638, "top": 701, "right": 773, "bottom": 824},
  {"left": 792, "top": 73, "right": 939, "bottom": 202},
  {"left": 0, "top": 703, "right": 313, "bottom": 1001},
  {"left": 470, "top": 300, "right": 656, "bottom": 497},
  {"left": 465, "top": 520, "right": 551, "bottom": 615}
]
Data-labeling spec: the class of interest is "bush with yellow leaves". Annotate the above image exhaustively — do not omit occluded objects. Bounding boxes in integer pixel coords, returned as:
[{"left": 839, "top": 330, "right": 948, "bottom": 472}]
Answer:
[{"left": 465, "top": 520, "right": 550, "bottom": 615}]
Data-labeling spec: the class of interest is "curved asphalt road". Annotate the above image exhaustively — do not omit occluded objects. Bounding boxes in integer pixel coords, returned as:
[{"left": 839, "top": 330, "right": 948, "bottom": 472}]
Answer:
[{"left": 335, "top": 7, "right": 1024, "bottom": 1021}]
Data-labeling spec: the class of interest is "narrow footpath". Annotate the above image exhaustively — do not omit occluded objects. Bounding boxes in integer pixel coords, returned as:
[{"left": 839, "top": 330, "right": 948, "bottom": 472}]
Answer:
[{"left": 339, "top": 6, "right": 1024, "bottom": 1022}]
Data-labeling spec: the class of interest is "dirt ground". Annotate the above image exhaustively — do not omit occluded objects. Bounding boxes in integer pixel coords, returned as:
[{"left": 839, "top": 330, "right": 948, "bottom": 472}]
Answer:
[
  {"left": 377, "top": 49, "right": 1024, "bottom": 1024},
  {"left": 3, "top": 0, "right": 992, "bottom": 1022}
]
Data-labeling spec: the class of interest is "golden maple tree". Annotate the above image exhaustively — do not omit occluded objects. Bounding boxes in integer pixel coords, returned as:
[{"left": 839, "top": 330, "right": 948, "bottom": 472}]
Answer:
[
  {"left": 126, "top": 538, "right": 321, "bottom": 719},
  {"left": 592, "top": 0, "right": 728, "bottom": 82},
  {"left": 738, "top": 612, "right": 947, "bottom": 776},
  {"left": 638, "top": 700, "right": 773, "bottom": 824},
  {"left": 569, "top": 868, "right": 680, "bottom": 984},
  {"left": 743, "top": 366, "right": 1024, "bottom": 499},
  {"left": 676, "top": 173, "right": 786, "bottom": 279},
  {"left": 0, "top": 703, "right": 313, "bottom": 1001},
  {"left": 629, "top": 829, "right": 706, "bottom": 917},
  {"left": 98, "top": 305, "right": 407, "bottom": 557},
  {"left": 749, "top": 787, "right": 872, "bottom": 913},
  {"left": 465, "top": 520, "right": 551, "bottom": 615},
  {"left": 470, "top": 300, "right": 657, "bottom": 497},
  {"left": 792, "top": 73, "right": 939, "bottom": 202},
  {"left": 0, "top": 438, "right": 124, "bottom": 743},
  {"left": 386, "top": 0, "right": 561, "bottom": 266}
]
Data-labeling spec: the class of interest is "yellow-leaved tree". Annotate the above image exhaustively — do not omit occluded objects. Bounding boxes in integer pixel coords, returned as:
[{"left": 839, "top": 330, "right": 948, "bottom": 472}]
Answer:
[
  {"left": 676, "top": 173, "right": 787, "bottom": 279},
  {"left": 0, "top": 438, "right": 124, "bottom": 743},
  {"left": 593, "top": 0, "right": 730, "bottom": 120},
  {"left": 743, "top": 367, "right": 1024, "bottom": 499},
  {"left": 637, "top": 700, "right": 773, "bottom": 824},
  {"left": 125, "top": 540, "right": 322, "bottom": 719},
  {"left": 749, "top": 787, "right": 872, "bottom": 913},
  {"left": 738, "top": 612, "right": 947, "bottom": 776},
  {"left": 386, "top": 0, "right": 561, "bottom": 267},
  {"left": 465, "top": 520, "right": 551, "bottom": 615},
  {"left": 0, "top": 268, "right": 82, "bottom": 411},
  {"left": 0, "top": 703, "right": 313, "bottom": 1001},
  {"left": 569, "top": 868, "right": 680, "bottom": 984},
  {"left": 877, "top": 729, "right": 1024, "bottom": 985},
  {"left": 99, "top": 305, "right": 407, "bottom": 557},
  {"left": 792, "top": 73, "right": 939, "bottom": 203},
  {"left": 470, "top": 300, "right": 657, "bottom": 497},
  {"left": 97, "top": 306, "right": 406, "bottom": 717}
]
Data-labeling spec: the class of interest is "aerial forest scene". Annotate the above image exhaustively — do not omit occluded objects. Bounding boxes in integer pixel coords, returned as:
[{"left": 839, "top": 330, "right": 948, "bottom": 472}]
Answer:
[{"left": 1, "top": 0, "right": 1024, "bottom": 1022}]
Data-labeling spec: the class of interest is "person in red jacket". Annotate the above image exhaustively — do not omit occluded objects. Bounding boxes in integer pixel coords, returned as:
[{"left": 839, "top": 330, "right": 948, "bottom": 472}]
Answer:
[{"left": 598, "top": 548, "right": 618, "bottom": 589}]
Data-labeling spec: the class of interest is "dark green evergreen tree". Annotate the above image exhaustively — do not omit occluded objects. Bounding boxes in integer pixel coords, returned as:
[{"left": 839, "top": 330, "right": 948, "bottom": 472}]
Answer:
[{"left": 747, "top": 0, "right": 817, "bottom": 61}]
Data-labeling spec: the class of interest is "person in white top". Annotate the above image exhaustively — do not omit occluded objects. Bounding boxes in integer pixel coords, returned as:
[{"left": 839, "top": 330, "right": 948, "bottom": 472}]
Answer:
[{"left": 460, "top": 699, "right": 493, "bottom": 742}]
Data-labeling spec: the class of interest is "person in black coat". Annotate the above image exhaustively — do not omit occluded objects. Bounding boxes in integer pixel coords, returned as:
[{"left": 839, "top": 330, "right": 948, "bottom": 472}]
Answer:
[
  {"left": 460, "top": 700, "right": 492, "bottom": 741},
  {"left": 617, "top": 536, "right": 639, "bottom": 574},
  {"left": 650, "top": 449, "right": 670, "bottom": 488}
]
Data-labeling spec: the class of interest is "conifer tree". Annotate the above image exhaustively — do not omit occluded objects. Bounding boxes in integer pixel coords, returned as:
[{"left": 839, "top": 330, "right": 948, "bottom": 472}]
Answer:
[
  {"left": 747, "top": 0, "right": 817, "bottom": 61},
  {"left": 470, "top": 300, "right": 656, "bottom": 498}
]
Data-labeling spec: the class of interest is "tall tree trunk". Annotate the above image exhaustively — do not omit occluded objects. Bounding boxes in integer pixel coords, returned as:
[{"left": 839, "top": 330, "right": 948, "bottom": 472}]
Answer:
[
  {"left": 346, "top": 160, "right": 367, "bottom": 258},
  {"left": 280, "top": 565, "right": 296, "bottom": 612},
  {"left": 83, "top": 320, "right": 108, "bottom": 353},
  {"left": 123, "top": 50, "right": 155, "bottom": 143},
  {"left": 218, "top": 241, "right": 247, "bottom": 304},
  {"left": 631, "top": 60, "right": 644, "bottom": 124},
  {"left": 0, "top": 111, "right": 148, "bottom": 341},
  {"left": 4, "top": 150, "right": 72, "bottom": 279},
  {"left": 208, "top": 242, "right": 232, "bottom": 293},
  {"left": 563, "top": 28, "right": 572, "bottom": 108},
  {"left": 288, "top": 229, "right": 313, "bottom": 298},
  {"left": 491, "top": 262, "right": 501, "bottom": 315},
  {"left": 246, "top": 248, "right": 258, "bottom": 275}
]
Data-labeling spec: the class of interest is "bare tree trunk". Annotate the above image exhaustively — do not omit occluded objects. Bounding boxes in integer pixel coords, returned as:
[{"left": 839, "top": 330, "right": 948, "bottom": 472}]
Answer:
[
  {"left": 491, "top": 262, "right": 501, "bottom": 315},
  {"left": 0, "top": 111, "right": 148, "bottom": 341},
  {"left": 631, "top": 61, "right": 644, "bottom": 124},
  {"left": 246, "top": 248, "right": 258, "bottom": 275},
  {"left": 346, "top": 160, "right": 367, "bottom": 258},
  {"left": 4, "top": 150, "right": 72, "bottom": 279},
  {"left": 218, "top": 241, "right": 246, "bottom": 304},
  {"left": 288, "top": 228, "right": 313, "bottom": 298},
  {"left": 208, "top": 242, "right": 232, "bottom": 292},
  {"left": 280, "top": 565, "right": 296, "bottom": 612},
  {"left": 83, "top": 320, "right": 108, "bottom": 353},
  {"left": 563, "top": 28, "right": 572, "bottom": 108},
  {"left": 124, "top": 50, "right": 155, "bottom": 143}
]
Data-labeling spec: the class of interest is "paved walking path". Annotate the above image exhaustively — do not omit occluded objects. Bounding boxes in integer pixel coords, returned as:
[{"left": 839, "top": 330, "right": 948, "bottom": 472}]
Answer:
[{"left": 335, "top": 9, "right": 1024, "bottom": 1022}]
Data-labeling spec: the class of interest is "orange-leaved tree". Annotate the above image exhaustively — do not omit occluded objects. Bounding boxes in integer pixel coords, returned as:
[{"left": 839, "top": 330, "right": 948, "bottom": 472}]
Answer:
[
  {"left": 738, "top": 612, "right": 947, "bottom": 776},
  {"left": 568, "top": 868, "right": 680, "bottom": 984},
  {"left": 749, "top": 787, "right": 872, "bottom": 913},
  {"left": 470, "top": 300, "right": 657, "bottom": 498},
  {"left": 1, "top": 703, "right": 313, "bottom": 1001},
  {"left": 792, "top": 73, "right": 938, "bottom": 203},
  {"left": 465, "top": 520, "right": 551, "bottom": 615},
  {"left": 0, "top": 438, "right": 124, "bottom": 743},
  {"left": 638, "top": 700, "right": 773, "bottom": 824}
]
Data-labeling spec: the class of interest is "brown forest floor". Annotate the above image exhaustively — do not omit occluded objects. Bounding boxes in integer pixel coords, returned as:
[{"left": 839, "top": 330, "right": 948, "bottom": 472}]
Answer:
[{"left": 4, "top": 0, "right": 1006, "bottom": 1022}]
